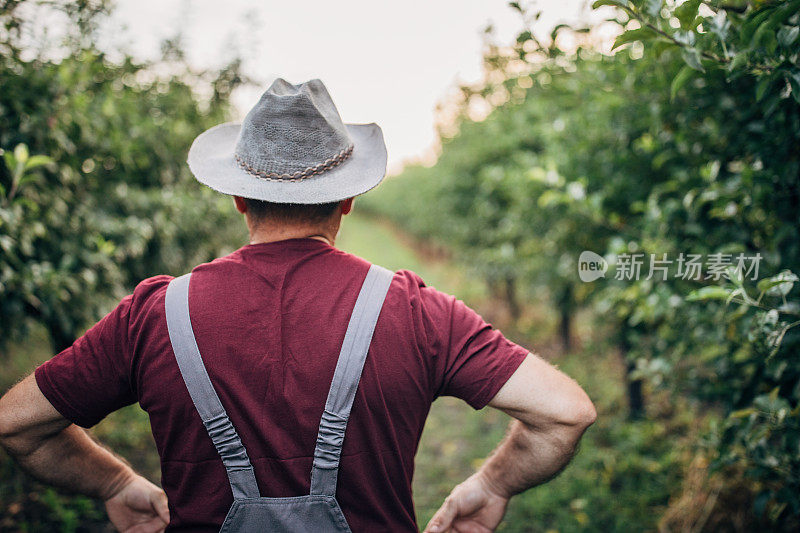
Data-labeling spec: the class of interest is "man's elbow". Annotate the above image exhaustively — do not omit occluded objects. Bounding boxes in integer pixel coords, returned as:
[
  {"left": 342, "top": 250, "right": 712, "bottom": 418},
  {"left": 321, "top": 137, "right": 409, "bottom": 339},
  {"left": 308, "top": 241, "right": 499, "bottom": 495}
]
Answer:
[
  {"left": 557, "top": 393, "right": 597, "bottom": 435},
  {"left": 572, "top": 397, "right": 597, "bottom": 430},
  {"left": 519, "top": 393, "right": 597, "bottom": 444},
  {"left": 0, "top": 393, "right": 40, "bottom": 456},
  {"left": 0, "top": 401, "right": 21, "bottom": 452}
]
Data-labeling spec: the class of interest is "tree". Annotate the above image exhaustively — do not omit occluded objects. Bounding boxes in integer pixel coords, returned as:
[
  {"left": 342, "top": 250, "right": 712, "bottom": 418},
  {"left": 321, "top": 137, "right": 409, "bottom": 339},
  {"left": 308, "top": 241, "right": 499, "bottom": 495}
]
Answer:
[
  {"left": 364, "top": 0, "right": 800, "bottom": 525},
  {"left": 0, "top": 0, "right": 249, "bottom": 352}
]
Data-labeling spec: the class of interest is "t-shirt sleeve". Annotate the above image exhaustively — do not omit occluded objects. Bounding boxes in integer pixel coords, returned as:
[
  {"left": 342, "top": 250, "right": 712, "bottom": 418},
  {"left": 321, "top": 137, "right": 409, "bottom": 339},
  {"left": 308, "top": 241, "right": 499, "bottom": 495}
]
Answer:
[
  {"left": 34, "top": 276, "right": 170, "bottom": 428},
  {"left": 407, "top": 271, "right": 529, "bottom": 410}
]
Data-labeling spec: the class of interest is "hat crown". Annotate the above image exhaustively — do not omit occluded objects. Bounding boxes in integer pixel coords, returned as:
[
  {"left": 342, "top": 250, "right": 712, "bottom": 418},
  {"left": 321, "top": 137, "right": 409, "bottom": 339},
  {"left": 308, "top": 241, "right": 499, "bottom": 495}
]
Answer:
[{"left": 234, "top": 79, "right": 354, "bottom": 180}]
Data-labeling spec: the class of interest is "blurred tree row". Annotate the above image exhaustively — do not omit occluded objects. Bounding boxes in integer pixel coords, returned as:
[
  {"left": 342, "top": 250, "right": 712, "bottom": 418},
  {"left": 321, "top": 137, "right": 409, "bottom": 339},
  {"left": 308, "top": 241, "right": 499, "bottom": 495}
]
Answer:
[
  {"left": 0, "top": 0, "right": 248, "bottom": 352},
  {"left": 361, "top": 0, "right": 799, "bottom": 527}
]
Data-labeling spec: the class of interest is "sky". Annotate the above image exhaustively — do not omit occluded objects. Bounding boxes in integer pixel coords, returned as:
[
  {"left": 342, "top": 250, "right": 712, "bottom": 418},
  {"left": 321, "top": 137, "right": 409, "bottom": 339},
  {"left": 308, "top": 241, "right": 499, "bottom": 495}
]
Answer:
[{"left": 103, "top": 0, "right": 593, "bottom": 174}]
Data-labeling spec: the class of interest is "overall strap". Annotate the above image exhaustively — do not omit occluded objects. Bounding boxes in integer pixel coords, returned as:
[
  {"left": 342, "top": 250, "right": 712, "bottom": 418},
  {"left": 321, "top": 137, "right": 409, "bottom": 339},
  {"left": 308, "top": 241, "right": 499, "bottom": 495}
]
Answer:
[
  {"left": 165, "top": 273, "right": 260, "bottom": 500},
  {"left": 310, "top": 264, "right": 394, "bottom": 497}
]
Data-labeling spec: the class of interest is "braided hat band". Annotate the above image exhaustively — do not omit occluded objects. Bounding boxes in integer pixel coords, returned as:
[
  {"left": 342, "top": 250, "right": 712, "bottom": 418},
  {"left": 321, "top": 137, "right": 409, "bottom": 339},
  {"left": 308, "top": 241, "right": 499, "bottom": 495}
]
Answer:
[
  {"left": 234, "top": 143, "right": 354, "bottom": 182},
  {"left": 187, "top": 78, "right": 387, "bottom": 205}
]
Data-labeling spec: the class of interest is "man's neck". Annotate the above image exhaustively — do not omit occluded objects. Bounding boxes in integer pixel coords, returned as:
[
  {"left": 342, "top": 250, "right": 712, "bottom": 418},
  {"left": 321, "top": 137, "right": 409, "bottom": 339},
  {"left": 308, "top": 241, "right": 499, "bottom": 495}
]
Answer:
[{"left": 247, "top": 224, "right": 336, "bottom": 247}]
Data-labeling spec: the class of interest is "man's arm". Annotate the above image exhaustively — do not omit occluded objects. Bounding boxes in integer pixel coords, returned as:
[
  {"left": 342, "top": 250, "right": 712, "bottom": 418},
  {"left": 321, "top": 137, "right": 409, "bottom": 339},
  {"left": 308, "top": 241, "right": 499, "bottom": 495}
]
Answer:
[
  {"left": 0, "top": 373, "right": 169, "bottom": 533},
  {"left": 424, "top": 352, "right": 596, "bottom": 533}
]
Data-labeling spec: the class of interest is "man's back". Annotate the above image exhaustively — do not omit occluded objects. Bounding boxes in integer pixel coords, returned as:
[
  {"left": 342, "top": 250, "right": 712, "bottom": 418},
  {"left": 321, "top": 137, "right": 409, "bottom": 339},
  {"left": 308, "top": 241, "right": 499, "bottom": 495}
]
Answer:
[{"left": 34, "top": 237, "right": 528, "bottom": 531}]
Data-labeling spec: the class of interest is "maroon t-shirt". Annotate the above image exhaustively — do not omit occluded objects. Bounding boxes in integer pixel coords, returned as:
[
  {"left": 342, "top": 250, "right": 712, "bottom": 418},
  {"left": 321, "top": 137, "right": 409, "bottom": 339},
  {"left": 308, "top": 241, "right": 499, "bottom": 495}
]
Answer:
[{"left": 35, "top": 238, "right": 528, "bottom": 531}]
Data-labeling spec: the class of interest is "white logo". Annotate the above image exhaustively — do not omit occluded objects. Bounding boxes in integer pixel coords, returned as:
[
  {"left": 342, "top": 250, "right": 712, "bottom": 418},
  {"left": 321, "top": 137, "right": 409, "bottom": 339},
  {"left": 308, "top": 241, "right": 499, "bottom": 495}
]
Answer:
[{"left": 579, "top": 251, "right": 608, "bottom": 282}]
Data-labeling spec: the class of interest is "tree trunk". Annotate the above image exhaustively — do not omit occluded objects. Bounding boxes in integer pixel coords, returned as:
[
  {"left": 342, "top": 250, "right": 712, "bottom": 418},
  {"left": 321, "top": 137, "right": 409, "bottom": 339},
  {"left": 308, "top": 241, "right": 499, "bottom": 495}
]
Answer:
[
  {"left": 47, "top": 319, "right": 76, "bottom": 354},
  {"left": 625, "top": 360, "right": 644, "bottom": 419},
  {"left": 503, "top": 274, "right": 521, "bottom": 323},
  {"left": 22, "top": 301, "right": 76, "bottom": 355},
  {"left": 559, "top": 306, "right": 572, "bottom": 353},
  {"left": 620, "top": 332, "right": 645, "bottom": 420},
  {"left": 486, "top": 276, "right": 502, "bottom": 301},
  {"left": 556, "top": 284, "right": 574, "bottom": 352}
]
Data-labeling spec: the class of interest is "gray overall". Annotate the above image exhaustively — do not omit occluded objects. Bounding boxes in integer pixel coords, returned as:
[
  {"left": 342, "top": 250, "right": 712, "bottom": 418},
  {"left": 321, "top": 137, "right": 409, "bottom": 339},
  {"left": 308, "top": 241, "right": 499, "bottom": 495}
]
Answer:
[{"left": 164, "top": 264, "right": 394, "bottom": 532}]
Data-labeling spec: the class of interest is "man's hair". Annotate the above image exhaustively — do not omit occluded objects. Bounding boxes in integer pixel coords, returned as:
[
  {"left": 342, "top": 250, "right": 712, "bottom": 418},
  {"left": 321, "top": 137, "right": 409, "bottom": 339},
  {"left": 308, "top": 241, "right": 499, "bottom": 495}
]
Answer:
[{"left": 243, "top": 198, "right": 341, "bottom": 225}]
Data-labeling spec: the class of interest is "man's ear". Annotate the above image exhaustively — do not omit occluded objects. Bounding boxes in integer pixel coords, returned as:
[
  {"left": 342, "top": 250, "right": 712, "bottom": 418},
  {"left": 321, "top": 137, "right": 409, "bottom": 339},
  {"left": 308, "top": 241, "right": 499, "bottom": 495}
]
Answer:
[
  {"left": 233, "top": 196, "right": 247, "bottom": 214},
  {"left": 341, "top": 198, "right": 354, "bottom": 215}
]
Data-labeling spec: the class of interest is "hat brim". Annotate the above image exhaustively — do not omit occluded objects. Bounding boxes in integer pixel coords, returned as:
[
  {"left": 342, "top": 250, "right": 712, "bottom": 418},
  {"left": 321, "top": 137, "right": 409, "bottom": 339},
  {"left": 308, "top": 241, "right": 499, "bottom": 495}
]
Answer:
[{"left": 187, "top": 122, "right": 388, "bottom": 204}]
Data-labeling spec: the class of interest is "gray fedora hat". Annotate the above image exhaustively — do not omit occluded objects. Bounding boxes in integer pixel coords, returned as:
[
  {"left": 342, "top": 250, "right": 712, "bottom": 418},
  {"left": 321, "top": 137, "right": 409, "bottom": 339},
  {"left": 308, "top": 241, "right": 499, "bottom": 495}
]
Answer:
[{"left": 187, "top": 78, "right": 387, "bottom": 204}]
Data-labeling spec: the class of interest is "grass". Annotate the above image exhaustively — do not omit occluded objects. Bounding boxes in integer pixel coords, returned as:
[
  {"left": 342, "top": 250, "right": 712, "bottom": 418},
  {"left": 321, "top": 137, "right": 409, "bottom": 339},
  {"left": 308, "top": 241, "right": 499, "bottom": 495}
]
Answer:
[{"left": 1, "top": 211, "right": 692, "bottom": 532}]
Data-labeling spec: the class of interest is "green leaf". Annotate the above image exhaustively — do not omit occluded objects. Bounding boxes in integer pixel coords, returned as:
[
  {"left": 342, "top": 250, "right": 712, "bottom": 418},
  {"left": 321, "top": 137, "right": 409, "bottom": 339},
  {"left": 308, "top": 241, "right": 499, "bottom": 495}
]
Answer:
[
  {"left": 771, "top": 0, "right": 800, "bottom": 26},
  {"left": 670, "top": 65, "right": 695, "bottom": 100},
  {"left": 652, "top": 39, "right": 675, "bottom": 57},
  {"left": 644, "top": 0, "right": 662, "bottom": 18},
  {"left": 24, "top": 154, "right": 52, "bottom": 170},
  {"left": 751, "top": 18, "right": 776, "bottom": 49},
  {"left": 13, "top": 143, "right": 29, "bottom": 163},
  {"left": 3, "top": 152, "right": 15, "bottom": 172},
  {"left": 517, "top": 30, "right": 533, "bottom": 44},
  {"left": 591, "top": 0, "right": 625, "bottom": 8},
  {"left": 757, "top": 270, "right": 798, "bottom": 297},
  {"left": 550, "top": 24, "right": 570, "bottom": 42},
  {"left": 16, "top": 173, "right": 41, "bottom": 191},
  {"left": 730, "top": 407, "right": 757, "bottom": 419},
  {"left": 682, "top": 48, "right": 705, "bottom": 72},
  {"left": 674, "top": 0, "right": 700, "bottom": 30},
  {"left": 741, "top": 8, "right": 774, "bottom": 46},
  {"left": 687, "top": 286, "right": 732, "bottom": 301},
  {"left": 726, "top": 287, "right": 744, "bottom": 305},
  {"left": 727, "top": 265, "right": 745, "bottom": 289},
  {"left": 612, "top": 27, "right": 657, "bottom": 50},
  {"left": 788, "top": 71, "right": 800, "bottom": 104},
  {"left": 538, "top": 189, "right": 566, "bottom": 207},
  {"left": 755, "top": 76, "right": 773, "bottom": 101},
  {"left": 777, "top": 26, "right": 799, "bottom": 48},
  {"left": 727, "top": 52, "right": 748, "bottom": 73}
]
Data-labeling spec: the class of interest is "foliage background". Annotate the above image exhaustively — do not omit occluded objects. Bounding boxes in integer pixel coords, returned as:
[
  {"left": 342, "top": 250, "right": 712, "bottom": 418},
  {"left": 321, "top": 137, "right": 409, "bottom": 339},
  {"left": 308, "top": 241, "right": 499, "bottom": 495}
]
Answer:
[
  {"left": 1, "top": 0, "right": 799, "bottom": 531},
  {"left": 1, "top": 0, "right": 248, "bottom": 353},
  {"left": 360, "top": 0, "right": 800, "bottom": 528}
]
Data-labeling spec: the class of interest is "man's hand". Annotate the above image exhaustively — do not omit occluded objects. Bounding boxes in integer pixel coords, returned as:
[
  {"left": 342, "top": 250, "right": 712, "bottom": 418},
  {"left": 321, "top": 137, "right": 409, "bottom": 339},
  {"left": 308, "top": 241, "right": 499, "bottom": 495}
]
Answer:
[
  {"left": 423, "top": 473, "right": 509, "bottom": 533},
  {"left": 0, "top": 374, "right": 169, "bottom": 532},
  {"left": 425, "top": 353, "right": 596, "bottom": 532},
  {"left": 104, "top": 474, "right": 170, "bottom": 533}
]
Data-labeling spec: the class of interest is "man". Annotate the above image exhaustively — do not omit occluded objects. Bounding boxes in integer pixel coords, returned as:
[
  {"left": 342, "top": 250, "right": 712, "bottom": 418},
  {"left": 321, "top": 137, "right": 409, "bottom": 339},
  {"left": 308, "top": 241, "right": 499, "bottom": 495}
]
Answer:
[{"left": 0, "top": 79, "right": 595, "bottom": 532}]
